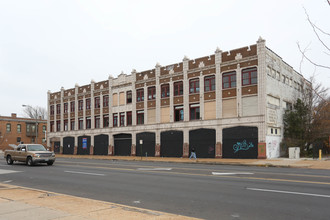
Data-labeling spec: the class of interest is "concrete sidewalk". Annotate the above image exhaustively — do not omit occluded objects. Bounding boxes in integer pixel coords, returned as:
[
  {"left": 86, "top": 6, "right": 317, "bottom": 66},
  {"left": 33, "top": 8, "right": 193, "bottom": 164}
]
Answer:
[
  {"left": 0, "top": 183, "right": 198, "bottom": 220},
  {"left": 56, "top": 154, "right": 330, "bottom": 170}
]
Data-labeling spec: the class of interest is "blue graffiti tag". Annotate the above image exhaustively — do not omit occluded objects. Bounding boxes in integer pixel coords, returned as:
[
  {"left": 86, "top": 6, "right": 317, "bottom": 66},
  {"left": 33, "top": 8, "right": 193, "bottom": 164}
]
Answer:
[{"left": 233, "top": 140, "right": 254, "bottom": 153}]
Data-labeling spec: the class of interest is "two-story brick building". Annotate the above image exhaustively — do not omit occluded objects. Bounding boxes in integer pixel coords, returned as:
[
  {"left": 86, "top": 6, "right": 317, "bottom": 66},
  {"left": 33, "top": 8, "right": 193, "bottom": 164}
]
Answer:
[
  {"left": 0, "top": 113, "right": 47, "bottom": 151},
  {"left": 47, "top": 38, "right": 309, "bottom": 158}
]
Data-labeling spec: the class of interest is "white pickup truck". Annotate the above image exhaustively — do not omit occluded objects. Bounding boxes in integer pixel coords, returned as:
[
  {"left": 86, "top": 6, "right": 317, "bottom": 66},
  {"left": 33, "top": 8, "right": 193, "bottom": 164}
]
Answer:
[{"left": 4, "top": 144, "right": 56, "bottom": 166}]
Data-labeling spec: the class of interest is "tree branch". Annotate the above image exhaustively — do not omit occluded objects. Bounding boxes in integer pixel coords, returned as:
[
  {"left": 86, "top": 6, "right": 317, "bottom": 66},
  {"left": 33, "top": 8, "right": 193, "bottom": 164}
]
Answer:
[
  {"left": 297, "top": 42, "right": 330, "bottom": 69},
  {"left": 304, "top": 7, "right": 330, "bottom": 52}
]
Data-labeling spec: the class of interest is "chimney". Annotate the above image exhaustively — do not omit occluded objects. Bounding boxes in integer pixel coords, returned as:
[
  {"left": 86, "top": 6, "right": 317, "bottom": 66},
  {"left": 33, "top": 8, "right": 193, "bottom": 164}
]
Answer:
[{"left": 11, "top": 113, "right": 17, "bottom": 118}]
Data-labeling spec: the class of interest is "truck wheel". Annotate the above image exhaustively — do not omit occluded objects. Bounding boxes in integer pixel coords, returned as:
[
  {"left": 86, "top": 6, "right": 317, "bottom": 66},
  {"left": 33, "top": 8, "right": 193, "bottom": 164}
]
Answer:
[
  {"left": 27, "top": 157, "right": 34, "bottom": 166},
  {"left": 6, "top": 155, "right": 13, "bottom": 165},
  {"left": 47, "top": 161, "right": 54, "bottom": 166}
]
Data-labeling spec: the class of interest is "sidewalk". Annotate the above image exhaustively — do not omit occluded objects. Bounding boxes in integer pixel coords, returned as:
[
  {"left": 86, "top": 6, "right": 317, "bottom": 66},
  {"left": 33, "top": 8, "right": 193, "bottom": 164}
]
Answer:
[
  {"left": 56, "top": 154, "right": 330, "bottom": 170},
  {"left": 0, "top": 183, "right": 198, "bottom": 220}
]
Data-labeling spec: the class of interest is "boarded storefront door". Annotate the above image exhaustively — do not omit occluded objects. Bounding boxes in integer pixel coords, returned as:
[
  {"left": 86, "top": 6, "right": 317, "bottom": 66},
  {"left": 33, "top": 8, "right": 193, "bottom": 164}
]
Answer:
[
  {"left": 223, "top": 126, "right": 258, "bottom": 159},
  {"left": 94, "top": 134, "right": 108, "bottom": 155},
  {"left": 63, "top": 137, "right": 74, "bottom": 155},
  {"left": 78, "top": 136, "right": 91, "bottom": 155},
  {"left": 54, "top": 141, "right": 61, "bottom": 154},
  {"left": 136, "top": 132, "right": 155, "bottom": 157},
  {"left": 160, "top": 130, "right": 183, "bottom": 157},
  {"left": 189, "top": 129, "right": 216, "bottom": 158},
  {"left": 114, "top": 134, "right": 132, "bottom": 156}
]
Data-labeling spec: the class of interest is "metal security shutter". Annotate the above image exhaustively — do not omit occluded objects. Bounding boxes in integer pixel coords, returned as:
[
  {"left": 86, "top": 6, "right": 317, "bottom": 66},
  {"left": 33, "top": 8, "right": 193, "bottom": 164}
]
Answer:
[
  {"left": 189, "top": 129, "right": 216, "bottom": 158},
  {"left": 63, "top": 137, "right": 74, "bottom": 155},
  {"left": 223, "top": 126, "right": 258, "bottom": 159},
  {"left": 136, "top": 132, "right": 155, "bottom": 157},
  {"left": 78, "top": 136, "right": 91, "bottom": 155},
  {"left": 94, "top": 134, "right": 108, "bottom": 155},
  {"left": 114, "top": 134, "right": 132, "bottom": 156},
  {"left": 160, "top": 130, "right": 183, "bottom": 157}
]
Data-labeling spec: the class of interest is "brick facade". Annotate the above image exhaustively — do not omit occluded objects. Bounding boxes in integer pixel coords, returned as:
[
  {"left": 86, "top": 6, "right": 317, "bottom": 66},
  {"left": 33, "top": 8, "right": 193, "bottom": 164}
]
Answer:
[
  {"left": 0, "top": 113, "right": 47, "bottom": 151},
  {"left": 47, "top": 38, "right": 309, "bottom": 159}
]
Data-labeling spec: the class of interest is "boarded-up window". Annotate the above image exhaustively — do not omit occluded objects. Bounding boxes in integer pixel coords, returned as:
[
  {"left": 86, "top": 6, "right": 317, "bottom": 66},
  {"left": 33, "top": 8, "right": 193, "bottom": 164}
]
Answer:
[
  {"left": 267, "top": 95, "right": 280, "bottom": 106},
  {"left": 119, "top": 92, "right": 125, "bottom": 105},
  {"left": 242, "top": 96, "right": 258, "bottom": 116},
  {"left": 204, "top": 101, "right": 216, "bottom": 120},
  {"left": 222, "top": 98, "right": 237, "bottom": 118},
  {"left": 112, "top": 93, "right": 118, "bottom": 106},
  {"left": 161, "top": 107, "right": 170, "bottom": 123},
  {"left": 148, "top": 109, "right": 156, "bottom": 124}
]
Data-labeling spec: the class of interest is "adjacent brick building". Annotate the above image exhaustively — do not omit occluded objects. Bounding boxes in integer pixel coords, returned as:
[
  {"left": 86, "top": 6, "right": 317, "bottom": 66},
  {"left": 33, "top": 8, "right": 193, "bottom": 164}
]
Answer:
[
  {"left": 0, "top": 113, "right": 47, "bottom": 151},
  {"left": 47, "top": 38, "right": 309, "bottom": 158}
]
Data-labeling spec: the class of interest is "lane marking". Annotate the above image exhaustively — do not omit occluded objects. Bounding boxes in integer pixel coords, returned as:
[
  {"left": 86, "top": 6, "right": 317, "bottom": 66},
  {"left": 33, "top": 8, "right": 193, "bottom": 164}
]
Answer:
[
  {"left": 64, "top": 171, "right": 105, "bottom": 176},
  {"left": 212, "top": 172, "right": 253, "bottom": 175},
  {"left": 0, "top": 169, "right": 21, "bottom": 175},
  {"left": 247, "top": 188, "right": 330, "bottom": 198},
  {"left": 56, "top": 161, "right": 330, "bottom": 179},
  {"left": 137, "top": 168, "right": 172, "bottom": 171},
  {"left": 57, "top": 164, "right": 330, "bottom": 186}
]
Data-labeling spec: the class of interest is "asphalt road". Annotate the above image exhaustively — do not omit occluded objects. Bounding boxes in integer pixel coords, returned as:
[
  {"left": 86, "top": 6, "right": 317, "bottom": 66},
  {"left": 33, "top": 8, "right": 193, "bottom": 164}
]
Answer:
[{"left": 1, "top": 157, "right": 330, "bottom": 220}]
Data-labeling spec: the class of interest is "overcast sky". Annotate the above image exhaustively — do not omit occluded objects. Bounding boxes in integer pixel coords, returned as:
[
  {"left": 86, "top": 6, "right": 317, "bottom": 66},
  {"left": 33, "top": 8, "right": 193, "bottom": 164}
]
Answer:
[{"left": 0, "top": 0, "right": 329, "bottom": 117}]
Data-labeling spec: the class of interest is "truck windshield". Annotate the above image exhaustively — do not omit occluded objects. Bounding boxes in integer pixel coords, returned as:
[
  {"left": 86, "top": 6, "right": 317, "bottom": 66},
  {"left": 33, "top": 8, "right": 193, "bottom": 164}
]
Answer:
[{"left": 27, "top": 145, "right": 46, "bottom": 151}]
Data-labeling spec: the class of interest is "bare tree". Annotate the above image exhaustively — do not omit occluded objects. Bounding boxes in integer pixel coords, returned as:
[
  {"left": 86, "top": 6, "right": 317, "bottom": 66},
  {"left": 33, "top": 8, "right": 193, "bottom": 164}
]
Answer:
[
  {"left": 297, "top": 6, "right": 330, "bottom": 70},
  {"left": 23, "top": 105, "right": 47, "bottom": 120}
]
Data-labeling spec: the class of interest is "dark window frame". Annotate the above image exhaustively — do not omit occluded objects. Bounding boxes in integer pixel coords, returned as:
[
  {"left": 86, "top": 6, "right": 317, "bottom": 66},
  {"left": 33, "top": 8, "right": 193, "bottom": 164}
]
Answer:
[
  {"left": 136, "top": 89, "right": 144, "bottom": 102},
  {"left": 204, "top": 75, "right": 215, "bottom": 92},
  {"left": 56, "top": 120, "right": 61, "bottom": 131},
  {"left": 137, "top": 111, "right": 144, "bottom": 125},
  {"left": 86, "top": 98, "right": 91, "bottom": 110},
  {"left": 174, "top": 106, "right": 184, "bottom": 122},
  {"left": 103, "top": 115, "right": 109, "bottom": 128},
  {"left": 56, "top": 104, "right": 61, "bottom": 115},
  {"left": 161, "top": 84, "right": 170, "bottom": 98},
  {"left": 103, "top": 95, "right": 109, "bottom": 107},
  {"left": 64, "top": 103, "right": 68, "bottom": 113},
  {"left": 78, "top": 118, "right": 83, "bottom": 130},
  {"left": 222, "top": 71, "right": 236, "bottom": 89},
  {"left": 64, "top": 119, "right": 68, "bottom": 131},
  {"left": 127, "top": 111, "right": 132, "bottom": 126},
  {"left": 174, "top": 81, "right": 183, "bottom": 96},
  {"left": 148, "top": 86, "right": 156, "bottom": 100},
  {"left": 78, "top": 100, "right": 84, "bottom": 111},
  {"left": 86, "top": 117, "right": 91, "bottom": 129},
  {"left": 189, "top": 78, "right": 200, "bottom": 94},
  {"left": 94, "top": 97, "right": 100, "bottom": 109},
  {"left": 95, "top": 116, "right": 100, "bottom": 129},
  {"left": 113, "top": 113, "right": 118, "bottom": 127},
  {"left": 50, "top": 105, "right": 54, "bottom": 115},
  {"left": 70, "top": 119, "right": 75, "bottom": 130},
  {"left": 6, "top": 123, "right": 11, "bottom": 132},
  {"left": 189, "top": 104, "right": 200, "bottom": 120},
  {"left": 242, "top": 67, "right": 258, "bottom": 86},
  {"left": 120, "top": 112, "right": 125, "bottom": 127},
  {"left": 126, "top": 91, "right": 132, "bottom": 104},
  {"left": 70, "top": 101, "right": 75, "bottom": 112}
]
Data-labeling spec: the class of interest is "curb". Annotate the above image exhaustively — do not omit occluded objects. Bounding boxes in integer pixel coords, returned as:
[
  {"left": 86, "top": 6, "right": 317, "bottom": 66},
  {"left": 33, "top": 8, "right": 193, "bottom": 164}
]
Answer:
[{"left": 54, "top": 155, "right": 316, "bottom": 170}]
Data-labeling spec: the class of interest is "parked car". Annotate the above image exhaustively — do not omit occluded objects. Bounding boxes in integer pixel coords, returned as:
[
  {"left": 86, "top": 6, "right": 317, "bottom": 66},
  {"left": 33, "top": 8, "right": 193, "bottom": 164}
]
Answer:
[{"left": 4, "top": 144, "right": 55, "bottom": 166}]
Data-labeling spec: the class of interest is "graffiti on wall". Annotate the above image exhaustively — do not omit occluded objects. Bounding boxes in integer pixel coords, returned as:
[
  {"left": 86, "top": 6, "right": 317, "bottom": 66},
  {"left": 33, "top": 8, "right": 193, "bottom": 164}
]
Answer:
[
  {"left": 233, "top": 140, "right": 254, "bottom": 153},
  {"left": 266, "top": 136, "right": 281, "bottom": 158}
]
